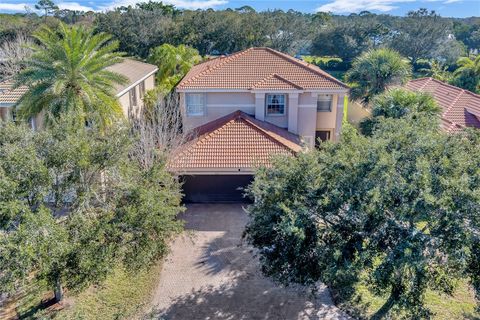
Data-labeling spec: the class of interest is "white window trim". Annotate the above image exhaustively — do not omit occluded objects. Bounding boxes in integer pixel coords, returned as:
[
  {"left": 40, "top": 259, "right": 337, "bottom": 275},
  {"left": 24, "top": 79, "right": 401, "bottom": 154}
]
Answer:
[
  {"left": 186, "top": 93, "right": 206, "bottom": 117},
  {"left": 265, "top": 93, "right": 287, "bottom": 116}
]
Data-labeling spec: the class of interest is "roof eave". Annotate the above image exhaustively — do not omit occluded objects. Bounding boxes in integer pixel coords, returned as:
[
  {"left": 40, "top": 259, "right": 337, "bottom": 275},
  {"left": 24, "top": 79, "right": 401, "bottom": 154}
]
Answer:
[{"left": 116, "top": 67, "right": 158, "bottom": 97}]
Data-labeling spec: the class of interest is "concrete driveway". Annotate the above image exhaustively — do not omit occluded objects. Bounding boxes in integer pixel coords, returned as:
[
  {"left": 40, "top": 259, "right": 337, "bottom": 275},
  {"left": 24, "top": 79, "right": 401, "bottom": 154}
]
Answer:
[{"left": 148, "top": 204, "right": 349, "bottom": 320}]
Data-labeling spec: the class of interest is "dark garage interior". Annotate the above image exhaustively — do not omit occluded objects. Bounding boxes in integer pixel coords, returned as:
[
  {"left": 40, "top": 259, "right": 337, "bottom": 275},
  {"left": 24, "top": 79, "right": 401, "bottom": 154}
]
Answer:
[{"left": 181, "top": 175, "right": 253, "bottom": 203}]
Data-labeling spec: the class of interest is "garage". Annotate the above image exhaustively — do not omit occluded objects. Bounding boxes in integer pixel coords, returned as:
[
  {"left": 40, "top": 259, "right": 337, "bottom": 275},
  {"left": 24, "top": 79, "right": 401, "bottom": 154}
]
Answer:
[
  {"left": 181, "top": 175, "right": 253, "bottom": 203},
  {"left": 168, "top": 111, "right": 302, "bottom": 204}
]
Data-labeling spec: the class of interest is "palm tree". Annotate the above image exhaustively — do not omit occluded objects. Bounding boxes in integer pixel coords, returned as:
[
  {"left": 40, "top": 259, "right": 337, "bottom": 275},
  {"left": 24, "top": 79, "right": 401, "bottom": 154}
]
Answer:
[
  {"left": 15, "top": 23, "right": 127, "bottom": 127},
  {"left": 455, "top": 55, "right": 480, "bottom": 76},
  {"left": 452, "top": 55, "right": 480, "bottom": 93},
  {"left": 147, "top": 44, "right": 202, "bottom": 91},
  {"left": 346, "top": 48, "right": 411, "bottom": 105}
]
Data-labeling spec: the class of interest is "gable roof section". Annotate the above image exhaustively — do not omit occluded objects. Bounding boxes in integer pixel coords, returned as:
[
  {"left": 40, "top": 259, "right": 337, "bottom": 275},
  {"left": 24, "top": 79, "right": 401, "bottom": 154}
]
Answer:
[
  {"left": 106, "top": 59, "right": 158, "bottom": 96},
  {"left": 405, "top": 77, "right": 480, "bottom": 132},
  {"left": 177, "top": 47, "right": 348, "bottom": 91},
  {"left": 168, "top": 110, "right": 302, "bottom": 173}
]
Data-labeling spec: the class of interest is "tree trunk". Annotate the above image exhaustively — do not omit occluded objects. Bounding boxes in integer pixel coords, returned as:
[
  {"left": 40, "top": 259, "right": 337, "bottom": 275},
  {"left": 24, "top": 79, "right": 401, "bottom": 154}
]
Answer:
[
  {"left": 54, "top": 277, "right": 63, "bottom": 302},
  {"left": 371, "top": 286, "right": 400, "bottom": 320}
]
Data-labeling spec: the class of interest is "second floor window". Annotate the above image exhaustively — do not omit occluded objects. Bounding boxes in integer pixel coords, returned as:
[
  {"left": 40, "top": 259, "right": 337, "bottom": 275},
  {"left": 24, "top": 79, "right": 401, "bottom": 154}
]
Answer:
[
  {"left": 266, "top": 94, "right": 286, "bottom": 115},
  {"left": 317, "top": 94, "right": 333, "bottom": 112},
  {"left": 139, "top": 81, "right": 145, "bottom": 99},
  {"left": 186, "top": 93, "right": 205, "bottom": 116},
  {"left": 129, "top": 87, "right": 137, "bottom": 108}
]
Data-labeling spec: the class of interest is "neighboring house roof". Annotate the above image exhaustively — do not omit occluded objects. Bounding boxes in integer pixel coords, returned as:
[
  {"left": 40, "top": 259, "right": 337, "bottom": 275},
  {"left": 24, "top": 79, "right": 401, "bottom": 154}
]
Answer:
[
  {"left": 0, "top": 58, "right": 158, "bottom": 106},
  {"left": 106, "top": 59, "right": 158, "bottom": 97},
  {"left": 177, "top": 47, "right": 348, "bottom": 91},
  {"left": 405, "top": 77, "right": 480, "bottom": 132},
  {"left": 168, "top": 110, "right": 302, "bottom": 173},
  {"left": 0, "top": 79, "right": 28, "bottom": 106}
]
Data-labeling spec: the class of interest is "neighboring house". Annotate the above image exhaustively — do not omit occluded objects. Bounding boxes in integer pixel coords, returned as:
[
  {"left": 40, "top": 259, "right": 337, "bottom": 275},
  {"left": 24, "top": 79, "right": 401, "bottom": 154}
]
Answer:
[
  {"left": 173, "top": 47, "right": 349, "bottom": 202},
  {"left": 0, "top": 59, "right": 157, "bottom": 128},
  {"left": 405, "top": 77, "right": 480, "bottom": 132}
]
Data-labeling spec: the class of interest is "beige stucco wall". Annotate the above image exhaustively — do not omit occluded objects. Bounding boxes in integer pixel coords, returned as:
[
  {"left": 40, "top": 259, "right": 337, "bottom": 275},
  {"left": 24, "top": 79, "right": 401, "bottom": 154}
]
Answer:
[
  {"left": 316, "top": 94, "right": 338, "bottom": 130},
  {"left": 347, "top": 100, "right": 370, "bottom": 127},
  {"left": 180, "top": 90, "right": 348, "bottom": 146},
  {"left": 181, "top": 92, "right": 256, "bottom": 130},
  {"left": 118, "top": 73, "right": 156, "bottom": 119}
]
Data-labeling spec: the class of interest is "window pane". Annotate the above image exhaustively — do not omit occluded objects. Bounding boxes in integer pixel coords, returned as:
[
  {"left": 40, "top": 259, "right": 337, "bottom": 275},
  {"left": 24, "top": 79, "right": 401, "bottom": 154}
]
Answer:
[
  {"left": 266, "top": 94, "right": 286, "bottom": 115},
  {"left": 317, "top": 95, "right": 332, "bottom": 112},
  {"left": 186, "top": 93, "right": 205, "bottom": 116}
]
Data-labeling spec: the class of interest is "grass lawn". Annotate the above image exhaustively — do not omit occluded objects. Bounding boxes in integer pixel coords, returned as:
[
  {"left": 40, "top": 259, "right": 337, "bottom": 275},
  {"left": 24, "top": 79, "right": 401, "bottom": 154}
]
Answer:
[
  {"left": 339, "top": 278, "right": 479, "bottom": 319},
  {"left": 8, "top": 262, "right": 162, "bottom": 320},
  {"left": 57, "top": 263, "right": 162, "bottom": 320}
]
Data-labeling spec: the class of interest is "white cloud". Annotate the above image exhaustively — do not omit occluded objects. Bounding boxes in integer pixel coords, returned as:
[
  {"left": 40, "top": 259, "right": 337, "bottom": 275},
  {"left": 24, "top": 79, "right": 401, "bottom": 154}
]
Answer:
[
  {"left": 103, "top": 0, "right": 227, "bottom": 10},
  {"left": 0, "top": 3, "right": 30, "bottom": 11},
  {"left": 316, "top": 0, "right": 461, "bottom": 13},
  {"left": 58, "top": 2, "right": 95, "bottom": 11}
]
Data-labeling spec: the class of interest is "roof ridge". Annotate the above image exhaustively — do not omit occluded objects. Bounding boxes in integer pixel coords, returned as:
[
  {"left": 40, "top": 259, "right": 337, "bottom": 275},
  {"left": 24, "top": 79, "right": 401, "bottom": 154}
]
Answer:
[
  {"left": 179, "top": 48, "right": 254, "bottom": 86},
  {"left": 250, "top": 73, "right": 304, "bottom": 90},
  {"left": 241, "top": 116, "right": 302, "bottom": 152},
  {"left": 262, "top": 47, "right": 348, "bottom": 89},
  {"left": 442, "top": 89, "right": 464, "bottom": 118},
  {"left": 272, "top": 74, "right": 304, "bottom": 90}
]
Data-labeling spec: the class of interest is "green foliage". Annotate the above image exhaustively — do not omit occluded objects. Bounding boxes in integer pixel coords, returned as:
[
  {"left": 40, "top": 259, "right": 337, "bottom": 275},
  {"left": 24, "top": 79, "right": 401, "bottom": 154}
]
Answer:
[
  {"left": 453, "top": 21, "right": 480, "bottom": 54},
  {"left": 418, "top": 60, "right": 454, "bottom": 82},
  {"left": 311, "top": 15, "right": 388, "bottom": 63},
  {"left": 0, "top": 118, "right": 184, "bottom": 302},
  {"left": 302, "top": 56, "right": 349, "bottom": 71},
  {"left": 147, "top": 43, "right": 201, "bottom": 91},
  {"left": 359, "top": 88, "right": 440, "bottom": 135},
  {"left": 389, "top": 9, "right": 451, "bottom": 65},
  {"left": 35, "top": 0, "right": 59, "bottom": 17},
  {"left": 14, "top": 22, "right": 127, "bottom": 128},
  {"left": 452, "top": 55, "right": 480, "bottom": 93},
  {"left": 346, "top": 48, "right": 411, "bottom": 104},
  {"left": 245, "top": 112, "right": 480, "bottom": 318}
]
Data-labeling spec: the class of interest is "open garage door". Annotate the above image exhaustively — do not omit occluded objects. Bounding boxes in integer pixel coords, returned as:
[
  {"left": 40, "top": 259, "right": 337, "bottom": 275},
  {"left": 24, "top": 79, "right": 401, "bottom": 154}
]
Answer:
[{"left": 181, "top": 175, "right": 253, "bottom": 203}]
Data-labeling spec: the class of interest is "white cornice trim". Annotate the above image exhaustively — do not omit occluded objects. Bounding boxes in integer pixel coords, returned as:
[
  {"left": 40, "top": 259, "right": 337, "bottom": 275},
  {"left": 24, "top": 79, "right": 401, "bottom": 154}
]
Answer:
[{"left": 116, "top": 68, "right": 158, "bottom": 97}]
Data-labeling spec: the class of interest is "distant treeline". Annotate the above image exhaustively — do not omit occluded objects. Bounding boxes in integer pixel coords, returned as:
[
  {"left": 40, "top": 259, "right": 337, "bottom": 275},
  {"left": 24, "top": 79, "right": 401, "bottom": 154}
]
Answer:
[{"left": 1, "top": 3, "right": 479, "bottom": 68}]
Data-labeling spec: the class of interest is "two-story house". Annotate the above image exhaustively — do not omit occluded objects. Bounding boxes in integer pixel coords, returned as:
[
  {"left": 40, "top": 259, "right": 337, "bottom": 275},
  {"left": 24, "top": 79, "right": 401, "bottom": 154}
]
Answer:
[
  {"left": 170, "top": 47, "right": 349, "bottom": 202},
  {"left": 0, "top": 58, "right": 157, "bottom": 128}
]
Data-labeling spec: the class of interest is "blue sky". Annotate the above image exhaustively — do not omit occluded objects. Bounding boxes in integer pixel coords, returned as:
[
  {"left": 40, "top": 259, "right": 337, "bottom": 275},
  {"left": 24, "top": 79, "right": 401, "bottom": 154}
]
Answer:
[{"left": 0, "top": 0, "right": 478, "bottom": 17}]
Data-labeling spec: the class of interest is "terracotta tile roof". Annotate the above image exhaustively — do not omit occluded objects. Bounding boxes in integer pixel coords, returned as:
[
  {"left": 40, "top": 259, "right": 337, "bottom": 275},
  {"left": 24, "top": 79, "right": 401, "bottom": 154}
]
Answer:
[
  {"left": 0, "top": 79, "right": 28, "bottom": 105},
  {"left": 177, "top": 47, "right": 348, "bottom": 91},
  {"left": 168, "top": 110, "right": 302, "bottom": 173},
  {"left": 405, "top": 77, "right": 480, "bottom": 132}
]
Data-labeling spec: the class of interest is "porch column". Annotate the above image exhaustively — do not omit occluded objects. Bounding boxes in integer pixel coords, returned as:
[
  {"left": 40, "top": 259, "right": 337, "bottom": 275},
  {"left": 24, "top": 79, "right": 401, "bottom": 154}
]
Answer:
[
  {"left": 254, "top": 93, "right": 265, "bottom": 121},
  {"left": 288, "top": 93, "right": 299, "bottom": 134},
  {"left": 335, "top": 94, "right": 345, "bottom": 141}
]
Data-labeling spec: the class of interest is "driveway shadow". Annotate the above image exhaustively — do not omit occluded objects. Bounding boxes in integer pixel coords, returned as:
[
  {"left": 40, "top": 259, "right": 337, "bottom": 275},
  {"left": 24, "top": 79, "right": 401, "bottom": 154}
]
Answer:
[
  {"left": 146, "top": 272, "right": 346, "bottom": 320},
  {"left": 148, "top": 204, "right": 349, "bottom": 320}
]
